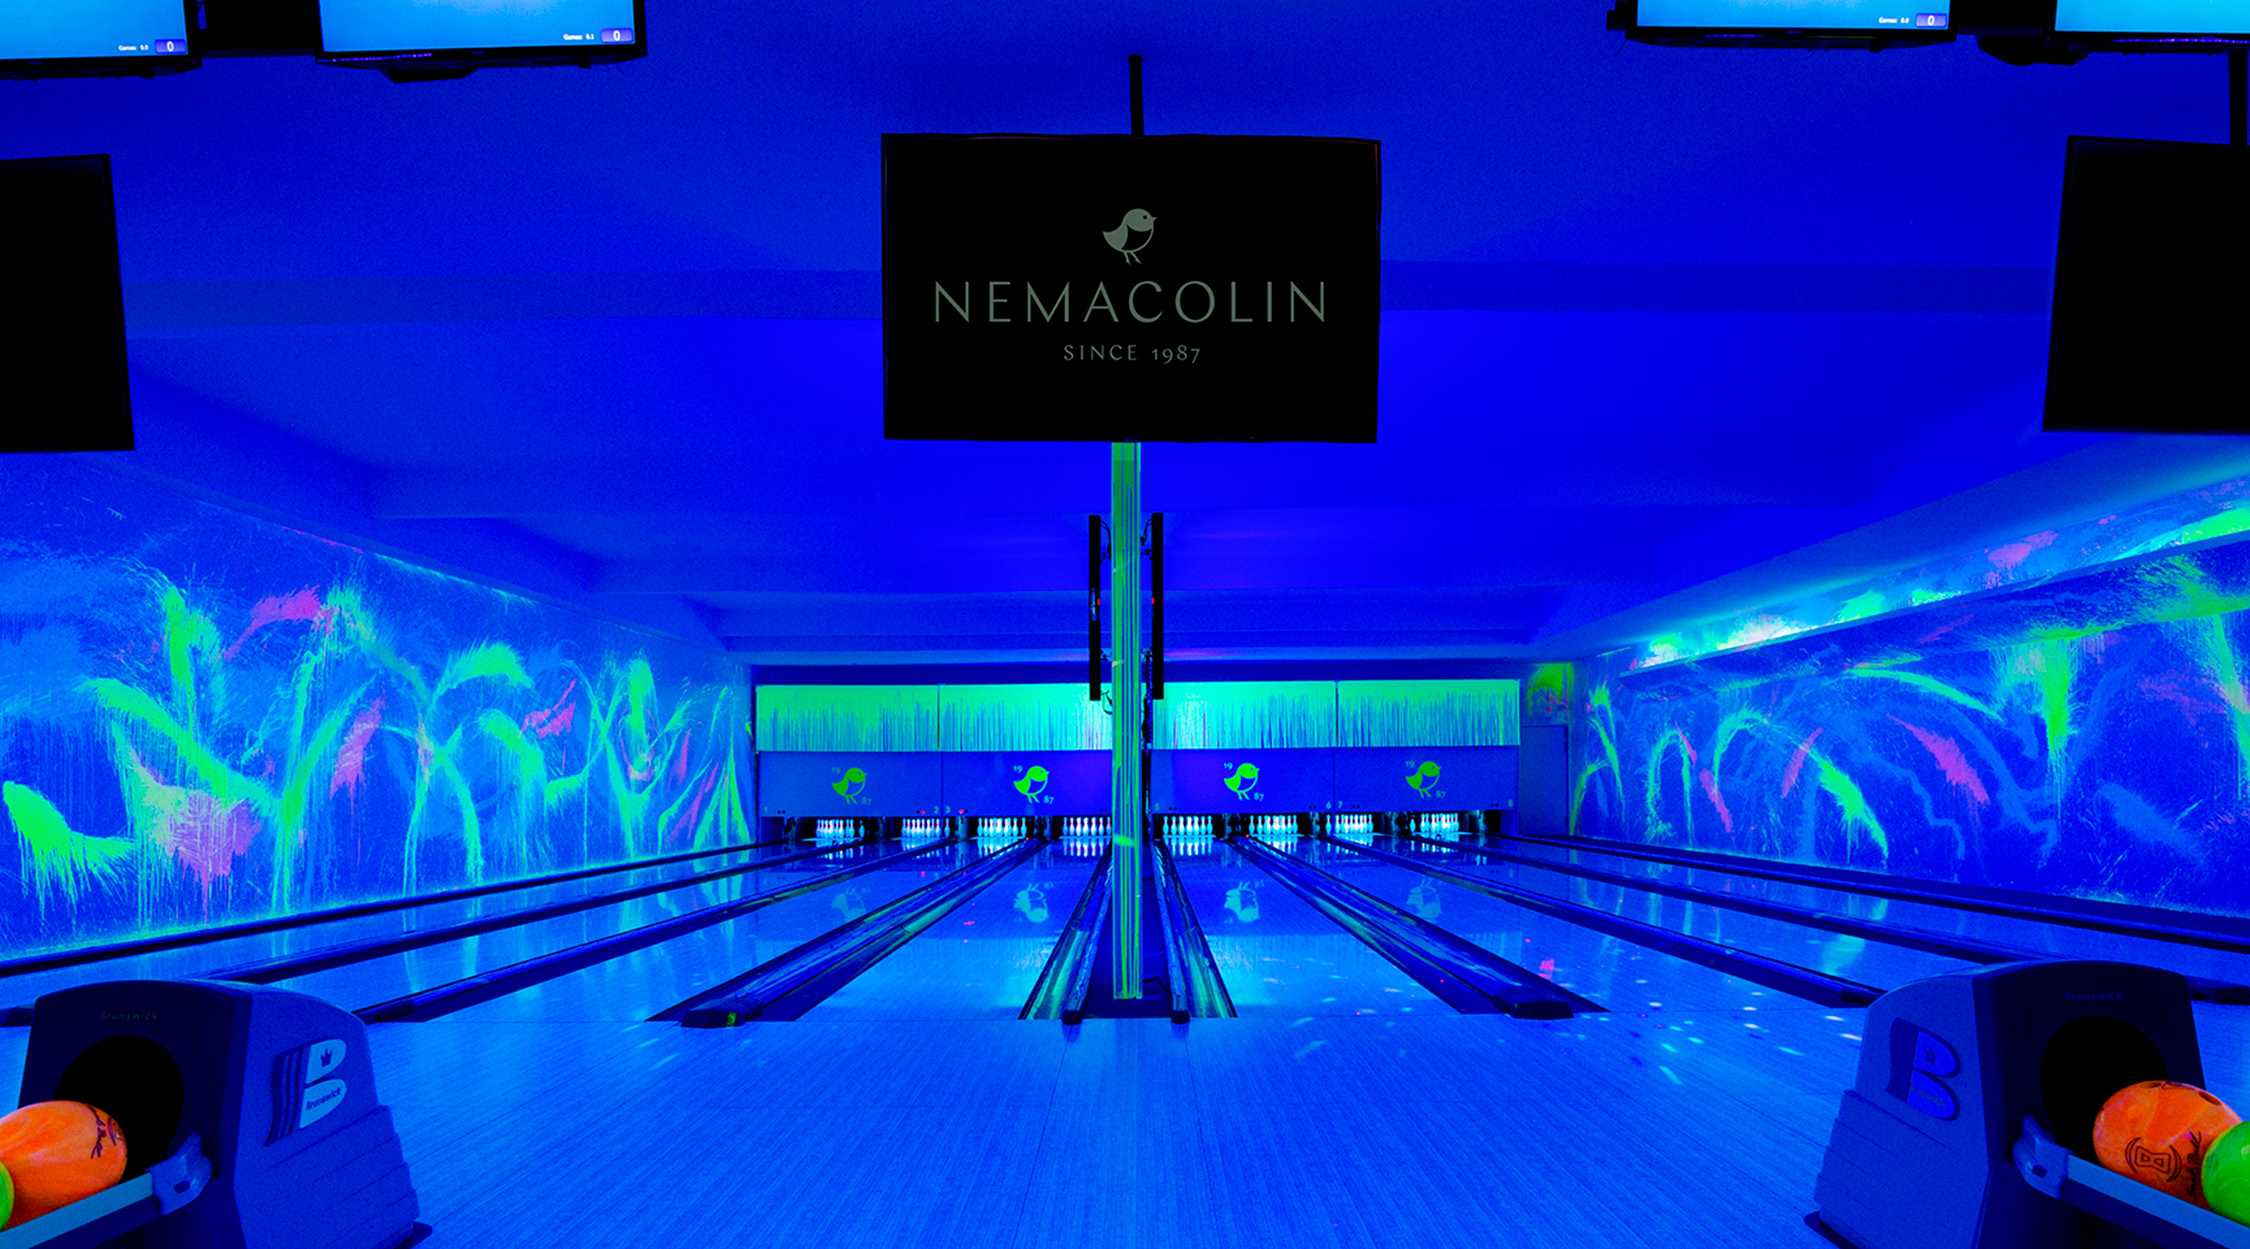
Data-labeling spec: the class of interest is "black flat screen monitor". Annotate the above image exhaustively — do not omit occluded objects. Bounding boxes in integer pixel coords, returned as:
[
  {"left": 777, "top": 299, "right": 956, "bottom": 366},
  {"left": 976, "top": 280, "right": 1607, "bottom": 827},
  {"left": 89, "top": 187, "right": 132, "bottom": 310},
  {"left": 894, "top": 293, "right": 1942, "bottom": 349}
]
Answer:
[
  {"left": 2045, "top": 136, "right": 2249, "bottom": 434},
  {"left": 1636, "top": 0, "right": 1951, "bottom": 31},
  {"left": 316, "top": 0, "right": 643, "bottom": 69},
  {"left": 0, "top": 0, "right": 193, "bottom": 79},
  {"left": 0, "top": 155, "right": 134, "bottom": 453},
  {"left": 2054, "top": 0, "right": 2250, "bottom": 35}
]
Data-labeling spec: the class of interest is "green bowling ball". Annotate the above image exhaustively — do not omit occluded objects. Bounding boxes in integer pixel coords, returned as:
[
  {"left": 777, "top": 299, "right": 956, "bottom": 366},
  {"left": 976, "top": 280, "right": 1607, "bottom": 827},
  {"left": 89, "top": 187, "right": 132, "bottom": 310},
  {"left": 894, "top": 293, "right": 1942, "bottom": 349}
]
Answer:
[
  {"left": 0, "top": 1159, "right": 12, "bottom": 1227},
  {"left": 2204, "top": 1120, "right": 2250, "bottom": 1225}
]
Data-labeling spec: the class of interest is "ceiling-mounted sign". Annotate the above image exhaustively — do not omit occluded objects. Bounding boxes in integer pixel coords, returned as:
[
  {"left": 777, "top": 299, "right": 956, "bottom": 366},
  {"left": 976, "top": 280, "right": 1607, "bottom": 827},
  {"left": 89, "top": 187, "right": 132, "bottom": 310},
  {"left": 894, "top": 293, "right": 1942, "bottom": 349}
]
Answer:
[{"left": 882, "top": 133, "right": 1380, "bottom": 443}]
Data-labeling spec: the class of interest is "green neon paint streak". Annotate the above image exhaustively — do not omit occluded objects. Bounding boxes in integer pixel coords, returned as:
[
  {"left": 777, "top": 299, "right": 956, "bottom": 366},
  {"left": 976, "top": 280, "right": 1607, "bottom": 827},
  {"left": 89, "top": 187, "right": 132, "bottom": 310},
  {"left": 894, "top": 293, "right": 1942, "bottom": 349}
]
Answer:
[
  {"left": 1159, "top": 681, "right": 1337, "bottom": 749},
  {"left": 1338, "top": 680, "right": 1518, "bottom": 747},
  {"left": 1833, "top": 591, "right": 1888, "bottom": 624},
  {"left": 271, "top": 677, "right": 378, "bottom": 908},
  {"left": 1808, "top": 750, "right": 1888, "bottom": 860},
  {"left": 159, "top": 586, "right": 220, "bottom": 732},
  {"left": 1842, "top": 668, "right": 2002, "bottom": 720},
  {"left": 1708, "top": 709, "right": 1770, "bottom": 782},
  {"left": 2146, "top": 560, "right": 2250, "bottom": 625},
  {"left": 1643, "top": 732, "right": 1680, "bottom": 839},
  {"left": 2, "top": 781, "right": 137, "bottom": 919},
  {"left": 2135, "top": 508, "right": 2250, "bottom": 554},
  {"left": 2005, "top": 641, "right": 2075, "bottom": 786},
  {"left": 432, "top": 643, "right": 531, "bottom": 703},
  {"left": 757, "top": 685, "right": 940, "bottom": 752},
  {"left": 941, "top": 684, "right": 1113, "bottom": 752},
  {"left": 2197, "top": 616, "right": 2250, "bottom": 797},
  {"left": 1909, "top": 589, "right": 1950, "bottom": 607},
  {"left": 1677, "top": 727, "right": 1695, "bottom": 841},
  {"left": 1571, "top": 759, "right": 1607, "bottom": 831}
]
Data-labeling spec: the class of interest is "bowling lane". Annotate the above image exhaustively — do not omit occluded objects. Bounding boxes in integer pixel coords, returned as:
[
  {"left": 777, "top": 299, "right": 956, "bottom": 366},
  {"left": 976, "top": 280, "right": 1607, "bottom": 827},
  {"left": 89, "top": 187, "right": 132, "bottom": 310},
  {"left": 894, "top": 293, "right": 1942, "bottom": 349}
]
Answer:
[
  {"left": 271, "top": 840, "right": 975, "bottom": 1015},
  {"left": 1282, "top": 836, "right": 1867, "bottom": 1014},
  {"left": 1484, "top": 835, "right": 2250, "bottom": 988},
  {"left": 1167, "top": 837, "right": 1445, "bottom": 1017},
  {"left": 0, "top": 840, "right": 806, "bottom": 1011},
  {"left": 798, "top": 842, "right": 1090, "bottom": 1022},
  {"left": 439, "top": 838, "right": 1018, "bottom": 1022},
  {"left": 1370, "top": 836, "right": 1978, "bottom": 991}
]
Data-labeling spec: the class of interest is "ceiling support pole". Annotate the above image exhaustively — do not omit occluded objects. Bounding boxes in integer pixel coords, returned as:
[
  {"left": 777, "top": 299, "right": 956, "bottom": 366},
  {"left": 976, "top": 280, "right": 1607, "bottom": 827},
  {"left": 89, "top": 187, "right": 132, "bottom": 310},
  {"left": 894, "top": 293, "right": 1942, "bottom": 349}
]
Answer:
[{"left": 1109, "top": 440, "right": 1145, "bottom": 999}]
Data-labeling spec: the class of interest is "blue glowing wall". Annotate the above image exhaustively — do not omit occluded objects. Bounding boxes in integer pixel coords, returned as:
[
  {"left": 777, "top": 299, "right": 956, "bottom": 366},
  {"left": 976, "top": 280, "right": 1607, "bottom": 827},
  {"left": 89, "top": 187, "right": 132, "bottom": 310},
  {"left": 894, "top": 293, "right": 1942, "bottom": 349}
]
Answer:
[
  {"left": 1573, "top": 534, "right": 2250, "bottom": 919},
  {"left": 0, "top": 459, "right": 749, "bottom": 960}
]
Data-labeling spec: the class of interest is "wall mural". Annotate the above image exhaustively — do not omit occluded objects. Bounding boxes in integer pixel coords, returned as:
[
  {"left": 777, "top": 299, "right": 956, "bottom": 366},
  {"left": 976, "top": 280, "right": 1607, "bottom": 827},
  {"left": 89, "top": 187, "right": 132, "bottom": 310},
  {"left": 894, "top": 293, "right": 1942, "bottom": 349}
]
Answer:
[
  {"left": 0, "top": 459, "right": 749, "bottom": 961},
  {"left": 1573, "top": 532, "right": 2250, "bottom": 919}
]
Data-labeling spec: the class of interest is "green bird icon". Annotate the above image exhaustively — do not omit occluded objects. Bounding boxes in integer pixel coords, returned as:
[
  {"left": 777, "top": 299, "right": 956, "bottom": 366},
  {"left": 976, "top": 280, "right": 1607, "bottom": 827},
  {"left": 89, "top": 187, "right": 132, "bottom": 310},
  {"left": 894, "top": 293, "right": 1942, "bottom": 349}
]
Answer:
[
  {"left": 1223, "top": 762, "right": 1260, "bottom": 797},
  {"left": 1014, "top": 765, "right": 1050, "bottom": 800},
  {"left": 831, "top": 766, "right": 866, "bottom": 799},
  {"left": 1102, "top": 209, "right": 1156, "bottom": 264},
  {"left": 1407, "top": 761, "right": 1441, "bottom": 793}
]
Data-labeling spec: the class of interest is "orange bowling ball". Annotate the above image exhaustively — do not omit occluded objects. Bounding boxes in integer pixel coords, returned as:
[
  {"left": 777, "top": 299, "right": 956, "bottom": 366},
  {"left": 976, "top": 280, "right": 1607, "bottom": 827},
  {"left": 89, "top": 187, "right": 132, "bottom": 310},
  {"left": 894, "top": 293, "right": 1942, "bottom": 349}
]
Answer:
[
  {"left": 2093, "top": 1081, "right": 2241, "bottom": 1208},
  {"left": 0, "top": 1102, "right": 126, "bottom": 1229}
]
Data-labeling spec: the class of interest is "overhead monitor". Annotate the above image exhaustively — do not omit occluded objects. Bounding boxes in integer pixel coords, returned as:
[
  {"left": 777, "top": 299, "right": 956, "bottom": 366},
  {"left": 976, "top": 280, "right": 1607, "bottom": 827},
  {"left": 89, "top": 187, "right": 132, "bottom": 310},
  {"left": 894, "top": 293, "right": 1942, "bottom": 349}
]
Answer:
[
  {"left": 0, "top": 0, "right": 194, "bottom": 79},
  {"left": 1634, "top": 0, "right": 1952, "bottom": 32},
  {"left": 0, "top": 155, "right": 135, "bottom": 453},
  {"left": 316, "top": 0, "right": 643, "bottom": 72},
  {"left": 2054, "top": 0, "right": 2250, "bottom": 35},
  {"left": 883, "top": 134, "right": 1381, "bottom": 443},
  {"left": 2044, "top": 137, "right": 2249, "bottom": 434}
]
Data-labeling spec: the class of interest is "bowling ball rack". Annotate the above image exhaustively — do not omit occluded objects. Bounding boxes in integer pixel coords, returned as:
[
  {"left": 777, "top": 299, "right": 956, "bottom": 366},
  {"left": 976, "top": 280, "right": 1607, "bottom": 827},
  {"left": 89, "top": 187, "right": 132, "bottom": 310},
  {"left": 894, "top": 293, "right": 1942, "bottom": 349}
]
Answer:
[
  {"left": 1814, "top": 960, "right": 2249, "bottom": 1249},
  {"left": 2012, "top": 1116, "right": 2250, "bottom": 1249},
  {"left": 15, "top": 980, "right": 426, "bottom": 1249},
  {"left": 0, "top": 1133, "right": 211, "bottom": 1249}
]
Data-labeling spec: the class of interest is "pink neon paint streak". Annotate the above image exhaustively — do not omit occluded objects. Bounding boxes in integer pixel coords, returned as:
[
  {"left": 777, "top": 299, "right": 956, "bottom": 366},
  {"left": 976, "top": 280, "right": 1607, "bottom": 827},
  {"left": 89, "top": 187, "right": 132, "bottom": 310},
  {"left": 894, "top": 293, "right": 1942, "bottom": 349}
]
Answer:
[
  {"left": 1781, "top": 727, "right": 1824, "bottom": 798},
  {"left": 331, "top": 696, "right": 385, "bottom": 798},
  {"left": 224, "top": 587, "right": 333, "bottom": 659},
  {"left": 1886, "top": 715, "right": 1990, "bottom": 805},
  {"left": 521, "top": 678, "right": 580, "bottom": 740},
  {"left": 127, "top": 750, "right": 262, "bottom": 896},
  {"left": 1918, "top": 615, "right": 1974, "bottom": 645},
  {"left": 668, "top": 760, "right": 722, "bottom": 847},
  {"left": 1672, "top": 724, "right": 1698, "bottom": 766},
  {"left": 1697, "top": 768, "right": 1735, "bottom": 834},
  {"left": 2140, "top": 676, "right": 2221, "bottom": 726},
  {"left": 1987, "top": 531, "right": 2059, "bottom": 573},
  {"left": 672, "top": 727, "right": 693, "bottom": 785}
]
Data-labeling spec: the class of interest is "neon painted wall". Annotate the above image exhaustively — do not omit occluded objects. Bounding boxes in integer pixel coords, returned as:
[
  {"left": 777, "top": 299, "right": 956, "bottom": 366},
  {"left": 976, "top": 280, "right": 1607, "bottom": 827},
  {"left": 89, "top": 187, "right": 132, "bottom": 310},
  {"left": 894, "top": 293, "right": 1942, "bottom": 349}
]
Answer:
[
  {"left": 0, "top": 458, "right": 749, "bottom": 960},
  {"left": 1573, "top": 530, "right": 2250, "bottom": 919}
]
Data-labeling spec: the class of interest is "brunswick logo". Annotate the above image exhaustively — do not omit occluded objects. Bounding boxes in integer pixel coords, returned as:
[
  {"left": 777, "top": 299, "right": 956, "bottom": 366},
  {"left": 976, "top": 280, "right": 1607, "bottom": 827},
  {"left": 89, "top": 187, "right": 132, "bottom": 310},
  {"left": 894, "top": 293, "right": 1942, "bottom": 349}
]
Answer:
[
  {"left": 1222, "top": 762, "right": 1263, "bottom": 801},
  {"left": 1102, "top": 209, "right": 1156, "bottom": 264},
  {"left": 831, "top": 766, "right": 868, "bottom": 802},
  {"left": 1406, "top": 761, "right": 1442, "bottom": 794},
  {"left": 1014, "top": 764, "right": 1052, "bottom": 802}
]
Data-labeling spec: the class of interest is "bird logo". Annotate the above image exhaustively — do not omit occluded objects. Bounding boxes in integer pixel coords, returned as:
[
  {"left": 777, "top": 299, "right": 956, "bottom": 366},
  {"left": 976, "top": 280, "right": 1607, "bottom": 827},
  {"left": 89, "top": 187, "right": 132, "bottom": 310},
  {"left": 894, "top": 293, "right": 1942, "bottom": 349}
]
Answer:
[
  {"left": 1406, "top": 761, "right": 1442, "bottom": 794},
  {"left": 1223, "top": 762, "right": 1260, "bottom": 799},
  {"left": 1013, "top": 764, "right": 1050, "bottom": 801},
  {"left": 1102, "top": 208, "right": 1156, "bottom": 264},
  {"left": 831, "top": 766, "right": 867, "bottom": 799}
]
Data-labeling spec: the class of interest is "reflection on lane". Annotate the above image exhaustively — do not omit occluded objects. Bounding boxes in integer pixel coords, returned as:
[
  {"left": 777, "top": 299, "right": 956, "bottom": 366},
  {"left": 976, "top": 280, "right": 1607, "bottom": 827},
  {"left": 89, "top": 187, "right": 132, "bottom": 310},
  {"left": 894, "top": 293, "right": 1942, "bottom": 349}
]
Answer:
[
  {"left": 803, "top": 844, "right": 1088, "bottom": 1022},
  {"left": 1486, "top": 835, "right": 2250, "bottom": 987},
  {"left": 1170, "top": 840, "right": 1442, "bottom": 1017},
  {"left": 1288, "top": 837, "right": 1821, "bottom": 1015},
  {"left": 448, "top": 840, "right": 1006, "bottom": 1023},
  {"left": 1381, "top": 838, "right": 1972, "bottom": 990},
  {"left": 0, "top": 840, "right": 801, "bottom": 1010},
  {"left": 271, "top": 841, "right": 969, "bottom": 1017}
]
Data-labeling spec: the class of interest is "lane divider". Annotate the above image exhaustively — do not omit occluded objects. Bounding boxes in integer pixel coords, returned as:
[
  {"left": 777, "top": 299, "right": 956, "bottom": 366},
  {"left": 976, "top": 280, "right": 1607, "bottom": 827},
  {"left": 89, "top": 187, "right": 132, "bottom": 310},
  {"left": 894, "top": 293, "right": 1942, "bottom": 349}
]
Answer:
[
  {"left": 352, "top": 837, "right": 964, "bottom": 1024},
  {"left": 1322, "top": 834, "right": 1881, "bottom": 1008},
  {"left": 662, "top": 837, "right": 1043, "bottom": 1026}
]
